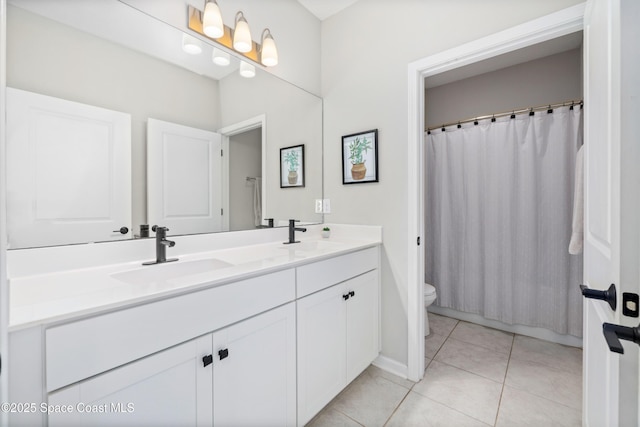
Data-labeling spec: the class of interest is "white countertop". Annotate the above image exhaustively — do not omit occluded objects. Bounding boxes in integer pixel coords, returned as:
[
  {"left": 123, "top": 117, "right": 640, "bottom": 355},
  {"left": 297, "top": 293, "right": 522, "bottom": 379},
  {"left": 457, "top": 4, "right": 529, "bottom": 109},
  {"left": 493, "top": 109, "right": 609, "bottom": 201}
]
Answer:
[{"left": 9, "top": 228, "right": 381, "bottom": 331}]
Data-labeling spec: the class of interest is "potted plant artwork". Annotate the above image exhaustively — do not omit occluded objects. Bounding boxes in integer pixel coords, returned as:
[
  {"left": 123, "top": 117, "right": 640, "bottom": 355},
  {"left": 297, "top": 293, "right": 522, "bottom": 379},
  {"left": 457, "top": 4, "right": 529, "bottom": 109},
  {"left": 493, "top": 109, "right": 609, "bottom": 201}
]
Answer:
[
  {"left": 342, "top": 129, "right": 378, "bottom": 184},
  {"left": 348, "top": 136, "right": 372, "bottom": 180},
  {"left": 284, "top": 150, "right": 300, "bottom": 184},
  {"left": 280, "top": 145, "right": 305, "bottom": 188}
]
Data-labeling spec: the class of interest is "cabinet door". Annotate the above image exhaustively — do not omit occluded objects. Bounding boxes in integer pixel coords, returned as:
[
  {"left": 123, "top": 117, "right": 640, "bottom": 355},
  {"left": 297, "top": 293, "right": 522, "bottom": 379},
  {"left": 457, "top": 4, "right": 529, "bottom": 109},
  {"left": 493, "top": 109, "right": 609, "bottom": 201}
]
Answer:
[
  {"left": 48, "top": 335, "right": 212, "bottom": 427},
  {"left": 213, "top": 303, "right": 296, "bottom": 427},
  {"left": 297, "top": 283, "right": 347, "bottom": 426},
  {"left": 345, "top": 270, "right": 380, "bottom": 383}
]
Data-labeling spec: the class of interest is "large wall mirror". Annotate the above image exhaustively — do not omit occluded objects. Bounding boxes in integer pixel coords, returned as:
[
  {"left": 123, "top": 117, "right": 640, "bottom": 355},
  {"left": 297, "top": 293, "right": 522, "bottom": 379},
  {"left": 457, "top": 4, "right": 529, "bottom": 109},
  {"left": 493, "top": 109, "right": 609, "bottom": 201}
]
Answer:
[{"left": 5, "top": 0, "right": 323, "bottom": 249}]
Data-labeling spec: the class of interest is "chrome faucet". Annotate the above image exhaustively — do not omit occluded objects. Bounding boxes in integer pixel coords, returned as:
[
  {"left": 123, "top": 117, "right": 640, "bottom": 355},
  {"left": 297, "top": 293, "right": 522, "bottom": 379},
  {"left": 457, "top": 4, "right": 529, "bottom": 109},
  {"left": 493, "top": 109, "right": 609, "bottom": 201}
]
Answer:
[
  {"left": 284, "top": 219, "right": 307, "bottom": 244},
  {"left": 143, "top": 225, "right": 178, "bottom": 265}
]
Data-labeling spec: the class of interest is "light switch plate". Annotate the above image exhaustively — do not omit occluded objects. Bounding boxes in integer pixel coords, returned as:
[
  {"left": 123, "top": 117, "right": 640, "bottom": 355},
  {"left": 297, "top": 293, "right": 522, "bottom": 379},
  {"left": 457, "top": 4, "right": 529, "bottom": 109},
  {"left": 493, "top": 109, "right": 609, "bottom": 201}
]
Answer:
[
  {"left": 322, "top": 199, "right": 331, "bottom": 214},
  {"left": 315, "top": 199, "right": 323, "bottom": 213}
]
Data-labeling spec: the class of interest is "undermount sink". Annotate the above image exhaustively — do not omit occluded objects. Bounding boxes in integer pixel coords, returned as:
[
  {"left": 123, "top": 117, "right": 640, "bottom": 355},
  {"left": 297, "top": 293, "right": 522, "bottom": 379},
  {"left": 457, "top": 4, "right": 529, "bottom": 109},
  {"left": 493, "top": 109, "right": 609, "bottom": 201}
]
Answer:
[
  {"left": 279, "top": 240, "right": 345, "bottom": 252},
  {"left": 112, "top": 258, "right": 234, "bottom": 285}
]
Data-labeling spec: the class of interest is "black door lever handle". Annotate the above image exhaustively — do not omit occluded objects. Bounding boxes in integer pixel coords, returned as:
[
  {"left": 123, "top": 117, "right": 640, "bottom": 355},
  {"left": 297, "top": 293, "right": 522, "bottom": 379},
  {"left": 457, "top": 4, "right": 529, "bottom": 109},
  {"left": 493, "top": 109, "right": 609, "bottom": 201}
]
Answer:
[
  {"left": 580, "top": 283, "right": 617, "bottom": 311},
  {"left": 602, "top": 322, "right": 640, "bottom": 354}
]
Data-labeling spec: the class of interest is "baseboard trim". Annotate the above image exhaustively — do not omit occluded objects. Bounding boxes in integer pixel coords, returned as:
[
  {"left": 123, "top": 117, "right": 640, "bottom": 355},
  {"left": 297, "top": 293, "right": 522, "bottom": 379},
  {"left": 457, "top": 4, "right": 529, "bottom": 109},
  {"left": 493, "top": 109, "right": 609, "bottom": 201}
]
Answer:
[
  {"left": 429, "top": 306, "right": 583, "bottom": 348},
  {"left": 372, "top": 354, "right": 408, "bottom": 379}
]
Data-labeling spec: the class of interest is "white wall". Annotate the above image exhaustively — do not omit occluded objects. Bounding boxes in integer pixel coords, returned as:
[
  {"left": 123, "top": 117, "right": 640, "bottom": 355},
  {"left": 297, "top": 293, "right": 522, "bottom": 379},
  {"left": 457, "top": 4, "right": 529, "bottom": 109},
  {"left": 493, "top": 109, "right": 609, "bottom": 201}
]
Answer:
[
  {"left": 426, "top": 48, "right": 583, "bottom": 128},
  {"left": 229, "top": 128, "right": 262, "bottom": 231},
  {"left": 321, "top": 0, "right": 584, "bottom": 367}
]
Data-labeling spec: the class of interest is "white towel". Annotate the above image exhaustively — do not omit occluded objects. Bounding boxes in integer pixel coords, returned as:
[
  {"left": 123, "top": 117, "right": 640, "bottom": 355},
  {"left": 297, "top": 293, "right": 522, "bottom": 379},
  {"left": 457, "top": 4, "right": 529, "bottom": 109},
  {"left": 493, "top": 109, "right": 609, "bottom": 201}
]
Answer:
[
  {"left": 253, "top": 177, "right": 262, "bottom": 228},
  {"left": 569, "top": 145, "right": 584, "bottom": 254}
]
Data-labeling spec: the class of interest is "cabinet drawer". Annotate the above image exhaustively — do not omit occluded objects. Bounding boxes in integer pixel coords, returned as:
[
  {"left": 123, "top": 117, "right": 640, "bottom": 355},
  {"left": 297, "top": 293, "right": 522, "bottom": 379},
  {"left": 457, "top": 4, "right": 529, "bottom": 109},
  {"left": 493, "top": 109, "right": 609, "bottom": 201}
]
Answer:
[
  {"left": 46, "top": 269, "right": 295, "bottom": 392},
  {"left": 296, "top": 247, "right": 378, "bottom": 298}
]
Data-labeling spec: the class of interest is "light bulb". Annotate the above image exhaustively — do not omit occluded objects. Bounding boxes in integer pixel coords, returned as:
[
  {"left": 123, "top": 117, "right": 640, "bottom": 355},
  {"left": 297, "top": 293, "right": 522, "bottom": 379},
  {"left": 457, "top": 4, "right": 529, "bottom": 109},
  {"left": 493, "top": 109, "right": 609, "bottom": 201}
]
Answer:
[
  {"left": 239, "top": 61, "right": 256, "bottom": 78},
  {"left": 233, "top": 12, "right": 252, "bottom": 53},
  {"left": 182, "top": 33, "right": 202, "bottom": 55},
  {"left": 202, "top": 0, "right": 224, "bottom": 39},
  {"left": 212, "top": 48, "right": 231, "bottom": 66},
  {"left": 260, "top": 29, "right": 278, "bottom": 67}
]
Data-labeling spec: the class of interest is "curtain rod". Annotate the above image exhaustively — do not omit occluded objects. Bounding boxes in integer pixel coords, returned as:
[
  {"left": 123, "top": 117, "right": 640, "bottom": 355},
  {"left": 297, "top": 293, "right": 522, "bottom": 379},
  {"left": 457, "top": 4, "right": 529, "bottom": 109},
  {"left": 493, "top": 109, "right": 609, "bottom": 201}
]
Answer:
[{"left": 426, "top": 99, "right": 583, "bottom": 132}]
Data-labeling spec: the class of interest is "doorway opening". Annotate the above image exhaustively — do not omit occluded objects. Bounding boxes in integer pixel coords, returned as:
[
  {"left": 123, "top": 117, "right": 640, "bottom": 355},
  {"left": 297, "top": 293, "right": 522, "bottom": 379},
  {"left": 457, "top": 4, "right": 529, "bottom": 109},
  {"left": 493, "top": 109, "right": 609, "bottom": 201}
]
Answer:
[
  {"left": 219, "top": 115, "right": 267, "bottom": 232},
  {"left": 406, "top": 4, "right": 585, "bottom": 382}
]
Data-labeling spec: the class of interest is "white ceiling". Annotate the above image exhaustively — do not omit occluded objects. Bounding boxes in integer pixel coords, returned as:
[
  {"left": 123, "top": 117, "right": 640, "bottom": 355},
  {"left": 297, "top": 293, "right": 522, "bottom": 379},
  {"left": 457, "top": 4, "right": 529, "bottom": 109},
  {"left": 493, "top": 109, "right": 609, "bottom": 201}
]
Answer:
[{"left": 296, "top": 0, "right": 358, "bottom": 20}]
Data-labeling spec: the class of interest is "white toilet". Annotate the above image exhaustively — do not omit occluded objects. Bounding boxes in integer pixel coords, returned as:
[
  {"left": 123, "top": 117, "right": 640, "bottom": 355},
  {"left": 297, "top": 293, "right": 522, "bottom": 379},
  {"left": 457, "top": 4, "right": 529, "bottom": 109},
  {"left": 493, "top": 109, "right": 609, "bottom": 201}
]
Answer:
[{"left": 424, "top": 283, "right": 438, "bottom": 336}]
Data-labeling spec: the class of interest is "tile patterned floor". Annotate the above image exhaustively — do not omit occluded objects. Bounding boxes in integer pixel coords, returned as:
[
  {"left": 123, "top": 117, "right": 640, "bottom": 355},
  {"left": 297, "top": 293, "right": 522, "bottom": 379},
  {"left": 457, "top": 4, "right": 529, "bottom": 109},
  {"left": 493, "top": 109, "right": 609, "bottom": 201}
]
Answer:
[{"left": 307, "top": 313, "right": 582, "bottom": 427}]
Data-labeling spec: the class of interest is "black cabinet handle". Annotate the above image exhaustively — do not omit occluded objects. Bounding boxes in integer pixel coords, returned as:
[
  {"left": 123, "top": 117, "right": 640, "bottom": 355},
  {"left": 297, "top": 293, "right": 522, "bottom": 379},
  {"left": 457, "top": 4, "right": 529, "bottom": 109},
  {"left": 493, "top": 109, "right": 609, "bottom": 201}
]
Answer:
[
  {"left": 113, "top": 226, "right": 129, "bottom": 234},
  {"left": 202, "top": 354, "right": 213, "bottom": 367},
  {"left": 602, "top": 322, "right": 640, "bottom": 354},
  {"left": 343, "top": 294, "right": 350, "bottom": 301},
  {"left": 218, "top": 348, "right": 229, "bottom": 360},
  {"left": 580, "top": 283, "right": 617, "bottom": 311}
]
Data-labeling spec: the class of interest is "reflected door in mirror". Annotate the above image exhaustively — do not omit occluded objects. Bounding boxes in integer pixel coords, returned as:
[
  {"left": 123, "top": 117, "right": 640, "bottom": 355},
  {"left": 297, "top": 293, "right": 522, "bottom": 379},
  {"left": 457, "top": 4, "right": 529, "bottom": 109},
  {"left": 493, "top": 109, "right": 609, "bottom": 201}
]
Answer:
[
  {"left": 147, "top": 119, "right": 223, "bottom": 235},
  {"left": 6, "top": 88, "right": 132, "bottom": 248}
]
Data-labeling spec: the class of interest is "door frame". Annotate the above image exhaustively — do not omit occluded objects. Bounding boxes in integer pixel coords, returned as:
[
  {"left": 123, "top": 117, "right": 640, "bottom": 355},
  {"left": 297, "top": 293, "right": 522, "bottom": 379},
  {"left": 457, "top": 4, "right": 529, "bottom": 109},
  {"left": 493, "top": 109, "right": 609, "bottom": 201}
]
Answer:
[
  {"left": 406, "top": 3, "right": 585, "bottom": 382},
  {"left": 0, "top": 0, "right": 8, "bottom": 422},
  {"left": 218, "top": 114, "right": 266, "bottom": 231}
]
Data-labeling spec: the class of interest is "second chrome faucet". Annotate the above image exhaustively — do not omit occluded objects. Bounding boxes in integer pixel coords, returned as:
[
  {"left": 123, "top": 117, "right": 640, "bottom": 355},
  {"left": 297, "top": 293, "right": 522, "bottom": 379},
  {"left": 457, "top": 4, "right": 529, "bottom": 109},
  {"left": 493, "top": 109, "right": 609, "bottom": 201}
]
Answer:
[{"left": 143, "top": 225, "right": 178, "bottom": 265}]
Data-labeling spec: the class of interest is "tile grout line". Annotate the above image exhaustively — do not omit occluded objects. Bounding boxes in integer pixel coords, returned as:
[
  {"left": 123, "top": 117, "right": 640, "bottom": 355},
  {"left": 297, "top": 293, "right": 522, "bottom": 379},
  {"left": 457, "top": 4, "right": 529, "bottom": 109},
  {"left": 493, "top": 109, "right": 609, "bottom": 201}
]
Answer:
[
  {"left": 492, "top": 333, "right": 516, "bottom": 426},
  {"left": 427, "top": 316, "right": 460, "bottom": 362},
  {"left": 382, "top": 386, "right": 413, "bottom": 427}
]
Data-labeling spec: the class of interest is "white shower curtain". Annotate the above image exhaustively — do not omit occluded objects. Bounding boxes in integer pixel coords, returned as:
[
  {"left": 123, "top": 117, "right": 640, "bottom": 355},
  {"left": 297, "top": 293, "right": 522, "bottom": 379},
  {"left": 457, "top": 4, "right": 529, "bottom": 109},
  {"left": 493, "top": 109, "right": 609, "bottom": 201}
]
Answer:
[{"left": 425, "top": 106, "right": 583, "bottom": 337}]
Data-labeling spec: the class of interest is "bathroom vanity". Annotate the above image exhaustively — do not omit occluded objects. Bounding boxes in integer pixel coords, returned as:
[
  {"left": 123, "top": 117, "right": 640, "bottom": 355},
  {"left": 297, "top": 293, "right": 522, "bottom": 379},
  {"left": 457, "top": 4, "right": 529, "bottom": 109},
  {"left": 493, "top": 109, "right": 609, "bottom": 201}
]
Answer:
[{"left": 7, "top": 225, "right": 381, "bottom": 426}]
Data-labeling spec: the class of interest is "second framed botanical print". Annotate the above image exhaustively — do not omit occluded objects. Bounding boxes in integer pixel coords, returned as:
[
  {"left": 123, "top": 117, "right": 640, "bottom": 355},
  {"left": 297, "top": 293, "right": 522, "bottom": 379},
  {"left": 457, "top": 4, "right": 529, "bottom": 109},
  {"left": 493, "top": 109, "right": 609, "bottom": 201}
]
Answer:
[{"left": 342, "top": 129, "right": 378, "bottom": 184}]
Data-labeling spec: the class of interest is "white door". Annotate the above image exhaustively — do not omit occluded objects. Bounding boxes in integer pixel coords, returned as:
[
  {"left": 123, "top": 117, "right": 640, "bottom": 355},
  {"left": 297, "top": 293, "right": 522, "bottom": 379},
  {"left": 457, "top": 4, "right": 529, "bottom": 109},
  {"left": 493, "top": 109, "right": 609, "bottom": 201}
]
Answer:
[
  {"left": 147, "top": 118, "right": 222, "bottom": 235},
  {"left": 6, "top": 88, "right": 132, "bottom": 248},
  {"left": 583, "top": 0, "right": 640, "bottom": 425},
  {"left": 212, "top": 303, "right": 296, "bottom": 427},
  {"left": 345, "top": 270, "right": 380, "bottom": 383},
  {"left": 47, "top": 335, "right": 213, "bottom": 427},
  {"left": 297, "top": 283, "right": 347, "bottom": 426}
]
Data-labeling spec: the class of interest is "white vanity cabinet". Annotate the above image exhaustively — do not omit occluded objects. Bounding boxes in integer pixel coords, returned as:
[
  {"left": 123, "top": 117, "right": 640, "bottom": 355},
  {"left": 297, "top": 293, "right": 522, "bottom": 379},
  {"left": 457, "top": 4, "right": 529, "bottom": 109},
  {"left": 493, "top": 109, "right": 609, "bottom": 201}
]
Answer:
[
  {"left": 48, "top": 335, "right": 213, "bottom": 427},
  {"left": 296, "top": 248, "right": 380, "bottom": 426},
  {"left": 47, "top": 303, "right": 296, "bottom": 427},
  {"left": 38, "top": 269, "right": 297, "bottom": 427},
  {"left": 8, "top": 241, "right": 381, "bottom": 427}
]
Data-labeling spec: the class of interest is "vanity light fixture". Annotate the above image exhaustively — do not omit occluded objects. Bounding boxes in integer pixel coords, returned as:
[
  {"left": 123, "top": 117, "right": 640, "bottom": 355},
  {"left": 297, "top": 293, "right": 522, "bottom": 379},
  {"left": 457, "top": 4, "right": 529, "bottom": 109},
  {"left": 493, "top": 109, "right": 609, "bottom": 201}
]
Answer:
[
  {"left": 212, "top": 47, "right": 231, "bottom": 66},
  {"left": 260, "top": 29, "right": 278, "bottom": 67},
  {"left": 187, "top": 5, "right": 279, "bottom": 68},
  {"left": 232, "top": 12, "right": 252, "bottom": 53},
  {"left": 182, "top": 33, "right": 203, "bottom": 55},
  {"left": 202, "top": 0, "right": 224, "bottom": 39},
  {"left": 239, "top": 61, "right": 256, "bottom": 78}
]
